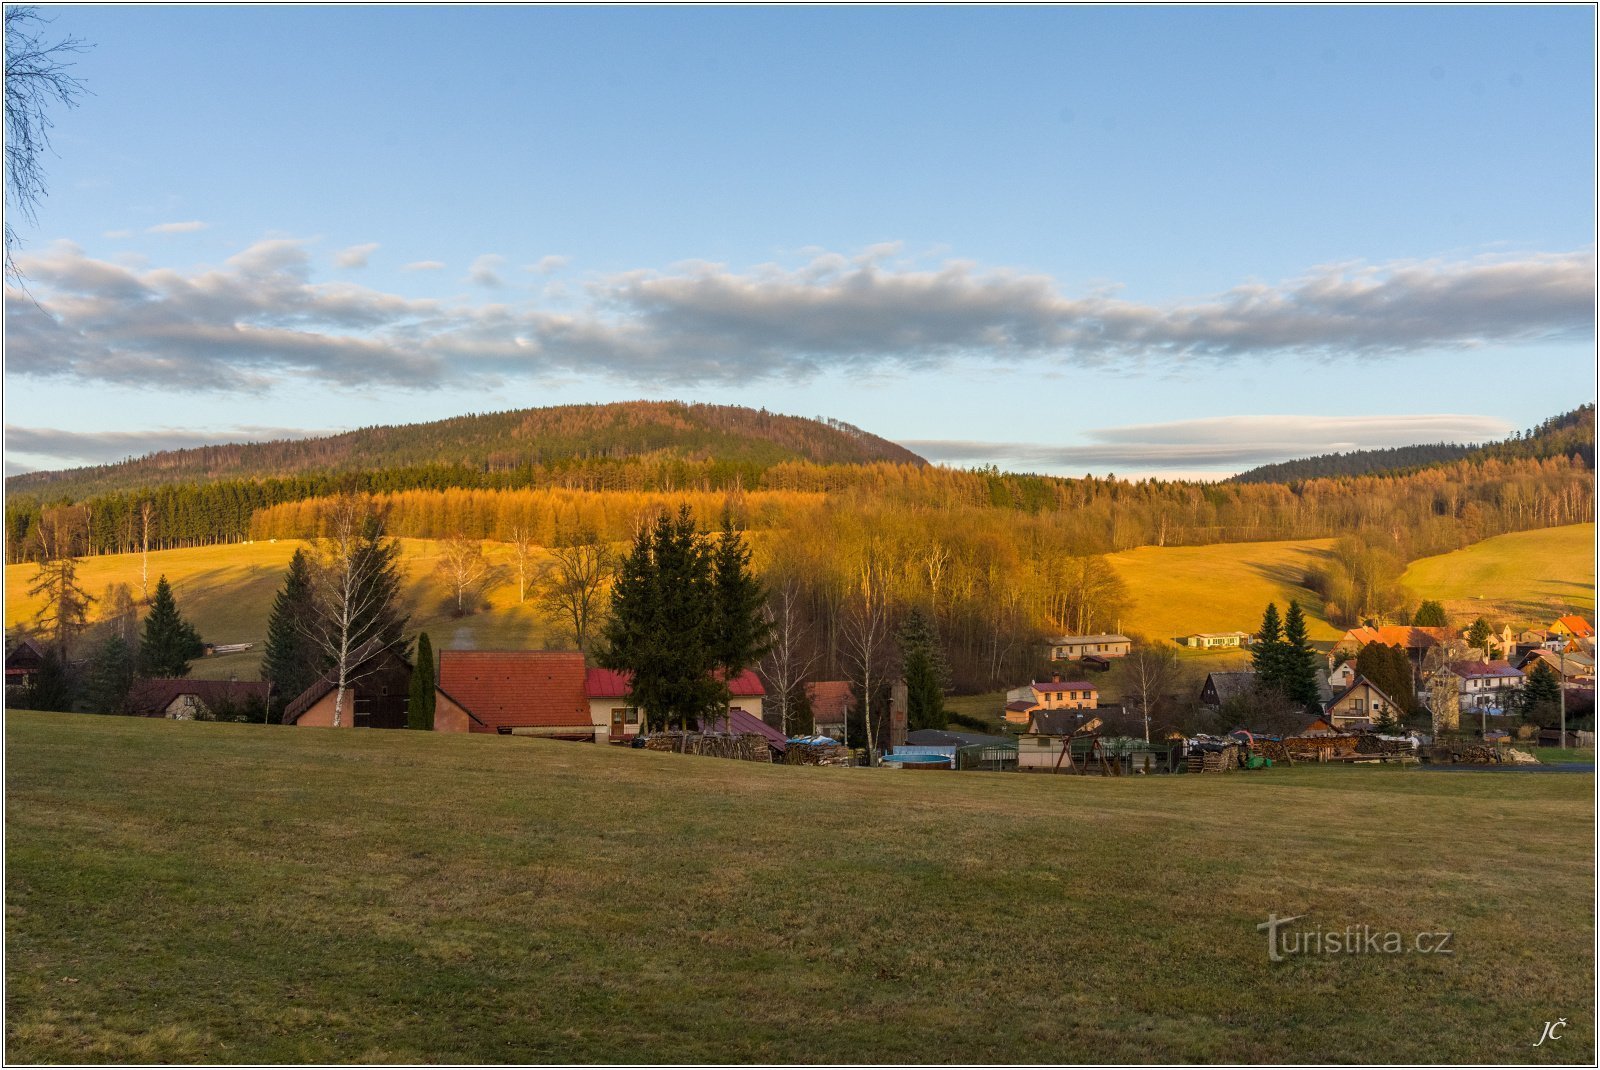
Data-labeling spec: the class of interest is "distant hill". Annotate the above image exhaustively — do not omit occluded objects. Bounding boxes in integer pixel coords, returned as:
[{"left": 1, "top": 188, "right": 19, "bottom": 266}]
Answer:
[
  {"left": 1231, "top": 405, "right": 1595, "bottom": 484},
  {"left": 5, "top": 401, "right": 926, "bottom": 500}
]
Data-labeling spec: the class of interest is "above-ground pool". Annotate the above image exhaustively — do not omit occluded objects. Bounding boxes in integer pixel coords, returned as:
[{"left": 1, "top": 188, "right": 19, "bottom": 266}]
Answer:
[{"left": 882, "top": 753, "right": 952, "bottom": 769}]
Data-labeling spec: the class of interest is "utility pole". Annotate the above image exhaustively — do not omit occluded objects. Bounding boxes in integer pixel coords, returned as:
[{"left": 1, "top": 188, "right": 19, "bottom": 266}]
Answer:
[{"left": 1559, "top": 646, "right": 1567, "bottom": 750}]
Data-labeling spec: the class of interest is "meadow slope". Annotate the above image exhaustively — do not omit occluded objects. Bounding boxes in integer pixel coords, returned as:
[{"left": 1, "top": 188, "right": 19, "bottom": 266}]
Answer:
[
  {"left": 5, "top": 712, "right": 1594, "bottom": 1063},
  {"left": 1401, "top": 523, "right": 1596, "bottom": 627}
]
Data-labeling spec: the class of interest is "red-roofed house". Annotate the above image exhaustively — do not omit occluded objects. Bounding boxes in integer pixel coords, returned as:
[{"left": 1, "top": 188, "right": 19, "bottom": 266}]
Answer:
[
  {"left": 1336, "top": 626, "right": 1451, "bottom": 656},
  {"left": 805, "top": 680, "right": 853, "bottom": 741},
  {"left": 1551, "top": 616, "right": 1596, "bottom": 640},
  {"left": 585, "top": 666, "right": 766, "bottom": 741},
  {"left": 1440, "top": 660, "right": 1524, "bottom": 711},
  {"left": 439, "top": 650, "right": 597, "bottom": 739}
]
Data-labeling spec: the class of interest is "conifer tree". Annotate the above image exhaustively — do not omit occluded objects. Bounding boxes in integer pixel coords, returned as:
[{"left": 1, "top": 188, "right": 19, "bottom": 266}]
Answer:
[
  {"left": 1252, "top": 602, "right": 1286, "bottom": 689},
  {"left": 1467, "top": 617, "right": 1493, "bottom": 654},
  {"left": 897, "top": 606, "right": 950, "bottom": 731},
  {"left": 24, "top": 646, "right": 75, "bottom": 712},
  {"left": 260, "top": 548, "right": 320, "bottom": 719},
  {"left": 1413, "top": 600, "right": 1449, "bottom": 628},
  {"left": 137, "top": 576, "right": 203, "bottom": 678},
  {"left": 711, "top": 514, "right": 772, "bottom": 681},
  {"left": 85, "top": 634, "right": 135, "bottom": 714},
  {"left": 1280, "top": 601, "right": 1323, "bottom": 709},
  {"left": 408, "top": 632, "right": 436, "bottom": 729}
]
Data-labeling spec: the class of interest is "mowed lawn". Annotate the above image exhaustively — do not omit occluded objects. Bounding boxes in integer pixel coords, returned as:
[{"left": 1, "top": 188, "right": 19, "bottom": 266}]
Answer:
[
  {"left": 6, "top": 712, "right": 1593, "bottom": 1064},
  {"left": 1107, "top": 538, "right": 1341, "bottom": 643},
  {"left": 1402, "top": 523, "right": 1596, "bottom": 627},
  {"left": 4, "top": 540, "right": 556, "bottom": 680}
]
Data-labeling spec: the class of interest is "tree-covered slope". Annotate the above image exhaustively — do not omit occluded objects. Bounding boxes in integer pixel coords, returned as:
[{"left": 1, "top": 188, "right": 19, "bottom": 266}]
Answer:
[
  {"left": 1231, "top": 405, "right": 1594, "bottom": 484},
  {"left": 5, "top": 401, "right": 926, "bottom": 500}
]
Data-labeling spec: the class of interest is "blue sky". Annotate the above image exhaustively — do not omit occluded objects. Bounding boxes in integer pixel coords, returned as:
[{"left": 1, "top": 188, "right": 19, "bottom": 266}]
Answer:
[{"left": 4, "top": 5, "right": 1595, "bottom": 478}]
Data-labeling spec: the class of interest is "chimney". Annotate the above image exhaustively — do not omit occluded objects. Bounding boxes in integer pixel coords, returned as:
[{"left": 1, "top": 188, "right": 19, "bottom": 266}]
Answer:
[{"left": 1052, "top": 671, "right": 1062, "bottom": 683}]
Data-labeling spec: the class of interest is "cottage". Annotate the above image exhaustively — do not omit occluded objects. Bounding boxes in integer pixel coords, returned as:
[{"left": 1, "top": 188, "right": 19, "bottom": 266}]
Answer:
[
  {"left": 1324, "top": 675, "right": 1399, "bottom": 729},
  {"left": 1297, "top": 715, "right": 1341, "bottom": 737},
  {"left": 805, "top": 680, "right": 853, "bottom": 741},
  {"left": 435, "top": 650, "right": 596, "bottom": 738},
  {"left": 1199, "top": 670, "right": 1255, "bottom": 708},
  {"left": 1440, "top": 661, "right": 1525, "bottom": 712},
  {"left": 1177, "top": 631, "right": 1252, "bottom": 649},
  {"left": 128, "top": 677, "right": 270, "bottom": 720},
  {"left": 1027, "top": 708, "right": 1103, "bottom": 735},
  {"left": 1046, "top": 633, "right": 1131, "bottom": 661},
  {"left": 1326, "top": 660, "right": 1356, "bottom": 690},
  {"left": 286, "top": 639, "right": 479, "bottom": 731},
  {"left": 585, "top": 666, "right": 766, "bottom": 741},
  {"left": 4, "top": 637, "right": 46, "bottom": 702},
  {"left": 1550, "top": 615, "right": 1596, "bottom": 640},
  {"left": 1517, "top": 648, "right": 1597, "bottom": 688}
]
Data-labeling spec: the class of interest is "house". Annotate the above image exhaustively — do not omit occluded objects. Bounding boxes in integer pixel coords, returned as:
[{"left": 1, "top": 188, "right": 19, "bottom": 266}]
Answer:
[
  {"left": 1440, "top": 661, "right": 1525, "bottom": 711},
  {"left": 127, "top": 677, "right": 270, "bottom": 720},
  {"left": 1029, "top": 676, "right": 1098, "bottom": 710},
  {"left": 436, "top": 650, "right": 597, "bottom": 739},
  {"left": 1046, "top": 633, "right": 1131, "bottom": 661},
  {"left": 1002, "top": 698, "right": 1037, "bottom": 725},
  {"left": 1325, "top": 675, "right": 1399, "bottom": 729},
  {"left": 1335, "top": 626, "right": 1450, "bottom": 657},
  {"left": 1296, "top": 715, "right": 1341, "bottom": 737},
  {"left": 4, "top": 637, "right": 46, "bottom": 701},
  {"left": 584, "top": 666, "right": 766, "bottom": 742},
  {"left": 805, "top": 680, "right": 853, "bottom": 741},
  {"left": 1177, "top": 631, "right": 1252, "bottom": 649},
  {"left": 1517, "top": 648, "right": 1597, "bottom": 688},
  {"left": 1028, "top": 708, "right": 1103, "bottom": 736},
  {"left": 286, "top": 639, "right": 480, "bottom": 732},
  {"left": 1550, "top": 615, "right": 1596, "bottom": 640},
  {"left": 1199, "top": 670, "right": 1255, "bottom": 708},
  {"left": 1326, "top": 660, "right": 1356, "bottom": 690}
]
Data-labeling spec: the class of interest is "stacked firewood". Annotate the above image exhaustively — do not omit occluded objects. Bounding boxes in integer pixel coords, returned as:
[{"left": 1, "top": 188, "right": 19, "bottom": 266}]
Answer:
[
  {"left": 1354, "top": 735, "right": 1412, "bottom": 756},
  {"left": 1426, "top": 741, "right": 1504, "bottom": 764},
  {"left": 784, "top": 741, "right": 853, "bottom": 767},
  {"left": 644, "top": 732, "right": 773, "bottom": 762}
]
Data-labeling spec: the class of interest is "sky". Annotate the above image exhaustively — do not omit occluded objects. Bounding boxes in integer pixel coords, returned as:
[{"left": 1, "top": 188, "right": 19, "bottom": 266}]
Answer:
[{"left": 4, "top": 5, "right": 1595, "bottom": 479}]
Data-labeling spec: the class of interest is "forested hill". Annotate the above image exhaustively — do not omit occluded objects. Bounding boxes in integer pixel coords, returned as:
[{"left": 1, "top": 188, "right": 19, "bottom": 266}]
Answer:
[
  {"left": 5, "top": 401, "right": 926, "bottom": 500},
  {"left": 1231, "top": 405, "right": 1595, "bottom": 484}
]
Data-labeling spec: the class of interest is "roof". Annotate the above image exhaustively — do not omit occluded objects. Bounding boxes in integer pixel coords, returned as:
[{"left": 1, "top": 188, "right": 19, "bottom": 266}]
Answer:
[
  {"left": 1032, "top": 680, "right": 1096, "bottom": 693},
  {"left": 805, "top": 680, "right": 853, "bottom": 722},
  {"left": 1446, "top": 660, "right": 1524, "bottom": 680},
  {"left": 583, "top": 666, "right": 765, "bottom": 699},
  {"left": 127, "top": 677, "right": 270, "bottom": 716},
  {"left": 1202, "top": 671, "right": 1256, "bottom": 704},
  {"left": 1519, "top": 648, "right": 1597, "bottom": 674},
  {"left": 906, "top": 728, "right": 1010, "bottom": 748},
  {"left": 5, "top": 637, "right": 46, "bottom": 672},
  {"left": 1004, "top": 699, "right": 1038, "bottom": 712},
  {"left": 438, "top": 650, "right": 591, "bottom": 732},
  {"left": 1339, "top": 625, "right": 1449, "bottom": 650},
  {"left": 1047, "top": 634, "right": 1130, "bottom": 645},
  {"left": 1327, "top": 675, "right": 1396, "bottom": 711},
  {"left": 1186, "top": 631, "right": 1251, "bottom": 639},
  {"left": 1029, "top": 709, "right": 1095, "bottom": 735},
  {"left": 282, "top": 637, "right": 406, "bottom": 723},
  {"left": 701, "top": 707, "right": 786, "bottom": 751},
  {"left": 1556, "top": 615, "right": 1596, "bottom": 637}
]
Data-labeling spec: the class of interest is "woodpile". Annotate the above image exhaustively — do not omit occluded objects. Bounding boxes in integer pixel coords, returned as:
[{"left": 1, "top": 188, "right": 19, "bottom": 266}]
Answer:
[
  {"left": 1254, "top": 740, "right": 1294, "bottom": 765},
  {"left": 1354, "top": 735, "right": 1412, "bottom": 756},
  {"left": 1186, "top": 743, "right": 1241, "bottom": 773},
  {"left": 644, "top": 732, "right": 773, "bottom": 762},
  {"left": 1426, "top": 741, "right": 1505, "bottom": 765},
  {"left": 783, "top": 741, "right": 853, "bottom": 767}
]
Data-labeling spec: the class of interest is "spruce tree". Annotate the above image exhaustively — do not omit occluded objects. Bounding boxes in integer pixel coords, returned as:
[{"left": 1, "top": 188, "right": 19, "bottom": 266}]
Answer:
[
  {"left": 710, "top": 515, "right": 772, "bottom": 681},
  {"left": 1355, "top": 641, "right": 1414, "bottom": 716},
  {"left": 137, "top": 576, "right": 203, "bottom": 678},
  {"left": 1520, "top": 661, "right": 1562, "bottom": 726},
  {"left": 897, "top": 607, "right": 950, "bottom": 731},
  {"left": 408, "top": 632, "right": 436, "bottom": 729},
  {"left": 1252, "top": 602, "right": 1286, "bottom": 690},
  {"left": 1281, "top": 601, "right": 1323, "bottom": 709},
  {"left": 85, "top": 634, "right": 136, "bottom": 714},
  {"left": 260, "top": 549, "right": 321, "bottom": 719},
  {"left": 1467, "top": 617, "right": 1493, "bottom": 654},
  {"left": 24, "top": 646, "right": 75, "bottom": 712},
  {"left": 1413, "top": 600, "right": 1448, "bottom": 628}
]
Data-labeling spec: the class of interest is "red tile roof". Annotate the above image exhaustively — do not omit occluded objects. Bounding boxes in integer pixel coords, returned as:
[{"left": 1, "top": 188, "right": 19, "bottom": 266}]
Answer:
[
  {"left": 584, "top": 666, "right": 766, "bottom": 698},
  {"left": 805, "top": 680, "right": 853, "bottom": 722},
  {"left": 439, "top": 650, "right": 591, "bottom": 732},
  {"left": 1556, "top": 615, "right": 1596, "bottom": 637},
  {"left": 1447, "top": 660, "right": 1523, "bottom": 679}
]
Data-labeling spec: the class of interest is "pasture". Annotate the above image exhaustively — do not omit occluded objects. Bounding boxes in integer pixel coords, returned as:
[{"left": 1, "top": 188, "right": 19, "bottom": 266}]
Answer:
[
  {"left": 5, "top": 711, "right": 1593, "bottom": 1063},
  {"left": 1401, "top": 522, "right": 1596, "bottom": 627}
]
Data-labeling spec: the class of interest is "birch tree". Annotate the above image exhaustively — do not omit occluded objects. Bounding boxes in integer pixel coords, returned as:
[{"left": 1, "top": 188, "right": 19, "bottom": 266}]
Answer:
[
  {"left": 434, "top": 533, "right": 495, "bottom": 616},
  {"left": 508, "top": 525, "right": 537, "bottom": 603},
  {"left": 761, "top": 576, "right": 818, "bottom": 736},
  {"left": 840, "top": 549, "right": 890, "bottom": 765},
  {"left": 1125, "top": 645, "right": 1177, "bottom": 743}
]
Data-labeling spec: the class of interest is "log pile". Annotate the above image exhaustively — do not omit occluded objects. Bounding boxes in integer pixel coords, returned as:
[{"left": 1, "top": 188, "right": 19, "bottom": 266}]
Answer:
[
  {"left": 1426, "top": 741, "right": 1505, "bottom": 765},
  {"left": 783, "top": 741, "right": 853, "bottom": 767},
  {"left": 1187, "top": 743, "right": 1241, "bottom": 773},
  {"left": 1354, "top": 735, "right": 1413, "bottom": 756},
  {"left": 644, "top": 732, "right": 773, "bottom": 762}
]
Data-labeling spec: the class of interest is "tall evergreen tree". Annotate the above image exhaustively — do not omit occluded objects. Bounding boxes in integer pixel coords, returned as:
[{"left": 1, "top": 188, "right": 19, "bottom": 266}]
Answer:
[
  {"left": 349, "top": 515, "right": 410, "bottom": 653},
  {"left": 1252, "top": 602, "right": 1286, "bottom": 688},
  {"left": 408, "top": 632, "right": 436, "bottom": 730},
  {"left": 897, "top": 606, "right": 950, "bottom": 731},
  {"left": 1520, "top": 660, "right": 1562, "bottom": 726},
  {"left": 599, "top": 506, "right": 723, "bottom": 734},
  {"left": 710, "top": 514, "right": 772, "bottom": 681},
  {"left": 1413, "top": 600, "right": 1449, "bottom": 628},
  {"left": 137, "top": 576, "right": 203, "bottom": 678},
  {"left": 1355, "top": 641, "right": 1414, "bottom": 716},
  {"left": 1467, "top": 617, "right": 1493, "bottom": 654},
  {"left": 85, "top": 634, "right": 136, "bottom": 714},
  {"left": 260, "top": 548, "right": 320, "bottom": 719},
  {"left": 1280, "top": 601, "right": 1322, "bottom": 709},
  {"left": 24, "top": 646, "right": 76, "bottom": 712}
]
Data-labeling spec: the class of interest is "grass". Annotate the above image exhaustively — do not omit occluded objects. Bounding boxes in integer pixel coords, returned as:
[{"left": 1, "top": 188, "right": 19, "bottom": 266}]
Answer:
[
  {"left": 1401, "top": 523, "right": 1595, "bottom": 627},
  {"left": 1107, "top": 537, "right": 1343, "bottom": 643},
  {"left": 1530, "top": 747, "right": 1596, "bottom": 764},
  {"left": 4, "top": 540, "right": 556, "bottom": 681},
  {"left": 6, "top": 711, "right": 1593, "bottom": 1063}
]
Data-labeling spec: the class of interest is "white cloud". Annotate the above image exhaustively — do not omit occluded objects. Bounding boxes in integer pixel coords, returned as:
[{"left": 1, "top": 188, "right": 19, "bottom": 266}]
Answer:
[
  {"left": 468, "top": 253, "right": 506, "bottom": 288},
  {"left": 334, "top": 242, "right": 380, "bottom": 269},
  {"left": 4, "top": 242, "right": 1591, "bottom": 395},
  {"left": 102, "top": 229, "right": 133, "bottom": 240},
  {"left": 5, "top": 424, "right": 329, "bottom": 466},
  {"left": 146, "top": 221, "right": 208, "bottom": 235},
  {"left": 527, "top": 254, "right": 569, "bottom": 275},
  {"left": 402, "top": 260, "right": 445, "bottom": 272}
]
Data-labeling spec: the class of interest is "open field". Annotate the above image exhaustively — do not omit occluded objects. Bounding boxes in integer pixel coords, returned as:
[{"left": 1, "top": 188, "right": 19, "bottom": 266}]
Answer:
[
  {"left": 1106, "top": 538, "right": 1341, "bottom": 643},
  {"left": 4, "top": 540, "right": 555, "bottom": 680},
  {"left": 6, "top": 711, "right": 1594, "bottom": 1063},
  {"left": 1402, "top": 523, "right": 1596, "bottom": 627}
]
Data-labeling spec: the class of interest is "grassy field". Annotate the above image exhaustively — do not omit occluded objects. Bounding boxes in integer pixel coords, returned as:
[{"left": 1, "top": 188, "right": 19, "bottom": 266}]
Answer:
[
  {"left": 4, "top": 540, "right": 556, "bottom": 681},
  {"left": 1401, "top": 523, "right": 1596, "bottom": 628},
  {"left": 6, "top": 711, "right": 1594, "bottom": 1063},
  {"left": 1107, "top": 538, "right": 1342, "bottom": 643}
]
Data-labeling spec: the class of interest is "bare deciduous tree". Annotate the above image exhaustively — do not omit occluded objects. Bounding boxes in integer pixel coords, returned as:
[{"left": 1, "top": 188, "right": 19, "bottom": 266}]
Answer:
[
  {"left": 5, "top": 6, "right": 88, "bottom": 278},
  {"left": 1125, "top": 644, "right": 1178, "bottom": 743},
  {"left": 508, "top": 525, "right": 537, "bottom": 603},
  {"left": 760, "top": 576, "right": 818, "bottom": 736},
  {"left": 840, "top": 549, "right": 890, "bottom": 766},
  {"left": 139, "top": 500, "right": 154, "bottom": 602},
  {"left": 434, "top": 533, "right": 496, "bottom": 616},
  {"left": 540, "top": 529, "right": 613, "bottom": 652}
]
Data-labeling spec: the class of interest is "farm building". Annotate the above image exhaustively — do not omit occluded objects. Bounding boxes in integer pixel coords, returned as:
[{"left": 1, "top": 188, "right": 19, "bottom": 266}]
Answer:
[
  {"left": 1046, "top": 633, "right": 1131, "bottom": 661},
  {"left": 1325, "top": 676, "right": 1400, "bottom": 729},
  {"left": 437, "top": 650, "right": 597, "bottom": 739},
  {"left": 1199, "top": 670, "right": 1255, "bottom": 708},
  {"left": 1177, "top": 631, "right": 1252, "bottom": 649},
  {"left": 804, "top": 680, "right": 853, "bottom": 740},
  {"left": 128, "top": 678, "right": 269, "bottom": 721},
  {"left": 285, "top": 639, "right": 480, "bottom": 732}
]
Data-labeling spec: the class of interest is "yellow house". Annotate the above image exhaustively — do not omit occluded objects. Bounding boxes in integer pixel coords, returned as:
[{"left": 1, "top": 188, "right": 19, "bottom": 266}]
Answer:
[
  {"left": 1047, "top": 634, "right": 1131, "bottom": 660},
  {"left": 1550, "top": 616, "right": 1596, "bottom": 640}
]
